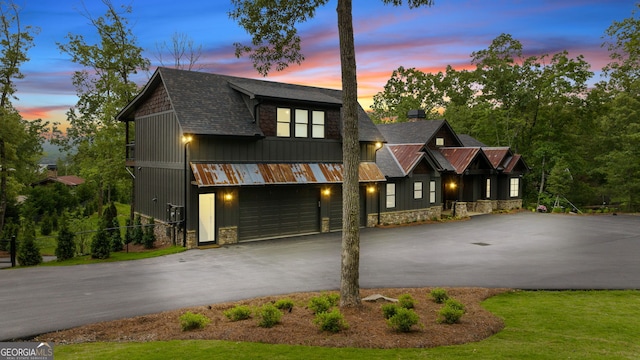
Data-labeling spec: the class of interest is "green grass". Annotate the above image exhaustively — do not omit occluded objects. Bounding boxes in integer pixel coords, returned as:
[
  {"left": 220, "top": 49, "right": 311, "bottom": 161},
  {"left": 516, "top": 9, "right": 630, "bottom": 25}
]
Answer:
[
  {"left": 38, "top": 246, "right": 186, "bottom": 266},
  {"left": 54, "top": 290, "right": 640, "bottom": 359}
]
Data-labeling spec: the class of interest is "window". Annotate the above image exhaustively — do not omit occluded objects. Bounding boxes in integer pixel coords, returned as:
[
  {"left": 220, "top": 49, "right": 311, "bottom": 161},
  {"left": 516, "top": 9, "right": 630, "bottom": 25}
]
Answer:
[
  {"left": 510, "top": 178, "right": 519, "bottom": 197},
  {"left": 486, "top": 178, "right": 491, "bottom": 198},
  {"left": 312, "top": 111, "right": 325, "bottom": 138},
  {"left": 435, "top": 137, "right": 444, "bottom": 146},
  {"left": 413, "top": 181, "right": 423, "bottom": 199},
  {"left": 429, "top": 180, "right": 436, "bottom": 203},
  {"left": 295, "top": 109, "right": 308, "bottom": 137},
  {"left": 277, "top": 108, "right": 291, "bottom": 137},
  {"left": 386, "top": 183, "right": 396, "bottom": 208},
  {"left": 277, "top": 107, "right": 325, "bottom": 138}
]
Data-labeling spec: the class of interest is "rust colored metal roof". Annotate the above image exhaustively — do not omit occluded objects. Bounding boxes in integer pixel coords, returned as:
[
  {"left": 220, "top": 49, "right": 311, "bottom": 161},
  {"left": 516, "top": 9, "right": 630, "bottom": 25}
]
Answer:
[
  {"left": 503, "top": 154, "right": 525, "bottom": 173},
  {"left": 438, "top": 147, "right": 481, "bottom": 174},
  {"left": 482, "top": 148, "right": 511, "bottom": 169},
  {"left": 191, "top": 162, "right": 385, "bottom": 187},
  {"left": 387, "top": 144, "right": 425, "bottom": 175}
]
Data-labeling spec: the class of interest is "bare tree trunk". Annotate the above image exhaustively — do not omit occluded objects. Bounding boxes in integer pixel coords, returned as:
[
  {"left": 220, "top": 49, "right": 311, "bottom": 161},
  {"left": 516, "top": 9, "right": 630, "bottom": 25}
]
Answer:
[{"left": 337, "top": 0, "right": 360, "bottom": 308}]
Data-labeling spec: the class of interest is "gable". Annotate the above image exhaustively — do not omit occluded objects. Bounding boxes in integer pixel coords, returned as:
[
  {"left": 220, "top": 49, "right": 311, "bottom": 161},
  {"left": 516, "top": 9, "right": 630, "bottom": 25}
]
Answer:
[{"left": 439, "top": 147, "right": 493, "bottom": 174}]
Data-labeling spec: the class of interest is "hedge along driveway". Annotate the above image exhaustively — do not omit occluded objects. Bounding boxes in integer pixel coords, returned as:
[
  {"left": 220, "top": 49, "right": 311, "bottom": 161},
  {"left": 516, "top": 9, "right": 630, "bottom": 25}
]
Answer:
[{"left": 2, "top": 212, "right": 640, "bottom": 341}]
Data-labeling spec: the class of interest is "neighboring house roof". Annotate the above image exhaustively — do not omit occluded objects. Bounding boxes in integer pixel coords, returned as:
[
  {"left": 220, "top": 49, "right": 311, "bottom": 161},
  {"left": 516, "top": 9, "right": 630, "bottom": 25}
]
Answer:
[
  {"left": 190, "top": 162, "right": 385, "bottom": 187},
  {"left": 32, "top": 175, "right": 85, "bottom": 187},
  {"left": 458, "top": 134, "right": 487, "bottom": 147},
  {"left": 117, "top": 67, "right": 384, "bottom": 142}
]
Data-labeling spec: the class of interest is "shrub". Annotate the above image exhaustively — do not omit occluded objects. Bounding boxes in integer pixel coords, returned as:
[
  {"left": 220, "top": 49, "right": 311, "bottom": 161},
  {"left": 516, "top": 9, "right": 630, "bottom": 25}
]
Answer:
[
  {"left": 398, "top": 293, "right": 416, "bottom": 309},
  {"left": 179, "top": 311, "right": 210, "bottom": 331},
  {"left": 438, "top": 300, "right": 466, "bottom": 324},
  {"left": 223, "top": 305, "right": 252, "bottom": 321},
  {"left": 274, "top": 298, "right": 294, "bottom": 312},
  {"left": 124, "top": 218, "right": 134, "bottom": 245},
  {"left": 257, "top": 303, "right": 282, "bottom": 328},
  {"left": 444, "top": 298, "right": 466, "bottom": 313},
  {"left": 313, "top": 308, "right": 349, "bottom": 333},
  {"left": 40, "top": 213, "right": 53, "bottom": 236},
  {"left": 387, "top": 307, "right": 420, "bottom": 332},
  {"left": 308, "top": 295, "right": 332, "bottom": 314},
  {"left": 381, "top": 303, "right": 399, "bottom": 319},
  {"left": 325, "top": 293, "right": 340, "bottom": 307},
  {"left": 110, "top": 217, "right": 123, "bottom": 252},
  {"left": 133, "top": 214, "right": 144, "bottom": 245},
  {"left": 430, "top": 288, "right": 449, "bottom": 303}
]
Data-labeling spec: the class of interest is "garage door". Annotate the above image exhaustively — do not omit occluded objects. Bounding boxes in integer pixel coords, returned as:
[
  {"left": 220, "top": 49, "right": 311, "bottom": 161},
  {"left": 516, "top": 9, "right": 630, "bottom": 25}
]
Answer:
[
  {"left": 239, "top": 186, "right": 320, "bottom": 241},
  {"left": 329, "top": 186, "right": 367, "bottom": 231}
]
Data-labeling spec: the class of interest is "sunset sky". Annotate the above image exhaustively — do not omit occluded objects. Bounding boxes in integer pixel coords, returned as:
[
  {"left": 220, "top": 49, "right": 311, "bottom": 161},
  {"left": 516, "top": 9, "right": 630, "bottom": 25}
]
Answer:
[{"left": 12, "top": 0, "right": 636, "bottom": 129}]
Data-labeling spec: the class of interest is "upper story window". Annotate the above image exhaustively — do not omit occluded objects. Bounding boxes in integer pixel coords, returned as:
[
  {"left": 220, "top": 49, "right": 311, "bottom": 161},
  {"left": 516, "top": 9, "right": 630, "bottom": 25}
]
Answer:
[
  {"left": 277, "top": 108, "right": 291, "bottom": 137},
  {"left": 435, "top": 137, "right": 445, "bottom": 146},
  {"left": 277, "top": 107, "right": 325, "bottom": 139}
]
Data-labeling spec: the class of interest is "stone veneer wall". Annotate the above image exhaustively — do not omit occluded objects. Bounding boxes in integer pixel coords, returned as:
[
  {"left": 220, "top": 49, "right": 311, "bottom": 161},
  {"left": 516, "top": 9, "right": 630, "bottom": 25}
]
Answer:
[
  {"left": 464, "top": 199, "right": 523, "bottom": 214},
  {"left": 135, "top": 213, "right": 198, "bottom": 248},
  {"left": 218, "top": 226, "right": 238, "bottom": 246},
  {"left": 497, "top": 199, "right": 523, "bottom": 210},
  {"left": 370, "top": 206, "right": 443, "bottom": 226}
]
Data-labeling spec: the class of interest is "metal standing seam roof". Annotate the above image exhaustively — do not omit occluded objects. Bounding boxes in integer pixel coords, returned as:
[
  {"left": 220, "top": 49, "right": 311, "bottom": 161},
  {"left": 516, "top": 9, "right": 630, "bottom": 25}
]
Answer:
[
  {"left": 482, "top": 148, "right": 512, "bottom": 169},
  {"left": 387, "top": 144, "right": 426, "bottom": 175},
  {"left": 438, "top": 147, "right": 483, "bottom": 174},
  {"left": 191, "top": 162, "right": 385, "bottom": 187}
]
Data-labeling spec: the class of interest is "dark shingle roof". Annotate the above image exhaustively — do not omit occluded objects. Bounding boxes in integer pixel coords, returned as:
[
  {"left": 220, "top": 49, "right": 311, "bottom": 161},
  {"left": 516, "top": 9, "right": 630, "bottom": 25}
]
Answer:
[
  {"left": 457, "top": 134, "right": 487, "bottom": 147},
  {"left": 118, "top": 67, "right": 384, "bottom": 141},
  {"left": 376, "top": 120, "right": 446, "bottom": 144}
]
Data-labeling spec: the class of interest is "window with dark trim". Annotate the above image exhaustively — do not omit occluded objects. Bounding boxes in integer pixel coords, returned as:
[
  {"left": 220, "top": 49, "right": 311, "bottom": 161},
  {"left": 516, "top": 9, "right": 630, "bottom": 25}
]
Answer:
[
  {"left": 414, "top": 181, "right": 423, "bottom": 199},
  {"left": 277, "top": 107, "right": 325, "bottom": 138},
  {"left": 386, "top": 183, "right": 396, "bottom": 208},
  {"left": 510, "top": 177, "right": 519, "bottom": 197},
  {"left": 429, "top": 180, "right": 436, "bottom": 203}
]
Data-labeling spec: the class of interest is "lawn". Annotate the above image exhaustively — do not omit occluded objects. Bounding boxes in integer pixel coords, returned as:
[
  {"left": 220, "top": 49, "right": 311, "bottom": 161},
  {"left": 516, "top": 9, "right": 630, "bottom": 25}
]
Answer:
[{"left": 54, "top": 290, "right": 640, "bottom": 359}]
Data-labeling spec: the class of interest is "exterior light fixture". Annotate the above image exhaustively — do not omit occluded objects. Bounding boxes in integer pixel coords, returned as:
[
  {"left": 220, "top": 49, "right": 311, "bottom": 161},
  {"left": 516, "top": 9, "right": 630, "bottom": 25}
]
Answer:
[
  {"left": 375, "top": 142, "right": 382, "bottom": 149},
  {"left": 224, "top": 193, "right": 233, "bottom": 202},
  {"left": 449, "top": 182, "right": 457, "bottom": 190},
  {"left": 323, "top": 188, "right": 331, "bottom": 196},
  {"left": 367, "top": 185, "right": 376, "bottom": 194}
]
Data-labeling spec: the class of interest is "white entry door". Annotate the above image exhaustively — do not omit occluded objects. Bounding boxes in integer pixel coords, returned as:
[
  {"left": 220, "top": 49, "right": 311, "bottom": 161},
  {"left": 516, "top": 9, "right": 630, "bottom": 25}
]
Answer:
[{"left": 199, "top": 193, "right": 216, "bottom": 243}]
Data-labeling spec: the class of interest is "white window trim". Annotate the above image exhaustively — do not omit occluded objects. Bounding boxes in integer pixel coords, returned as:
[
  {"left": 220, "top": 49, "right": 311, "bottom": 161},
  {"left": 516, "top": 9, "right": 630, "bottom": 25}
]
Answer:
[
  {"left": 486, "top": 178, "right": 491, "bottom": 199},
  {"left": 276, "top": 108, "right": 291, "bottom": 137}
]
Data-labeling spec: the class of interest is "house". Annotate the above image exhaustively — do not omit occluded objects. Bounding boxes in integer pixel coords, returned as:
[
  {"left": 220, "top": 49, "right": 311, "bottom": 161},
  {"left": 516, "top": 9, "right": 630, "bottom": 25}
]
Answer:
[
  {"left": 116, "top": 67, "right": 386, "bottom": 247},
  {"left": 376, "top": 109, "right": 528, "bottom": 222}
]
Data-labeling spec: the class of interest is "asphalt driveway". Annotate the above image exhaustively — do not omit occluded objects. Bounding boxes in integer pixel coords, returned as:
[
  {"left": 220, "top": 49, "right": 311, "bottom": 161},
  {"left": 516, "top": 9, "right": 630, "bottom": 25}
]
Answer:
[{"left": 1, "top": 212, "right": 639, "bottom": 340}]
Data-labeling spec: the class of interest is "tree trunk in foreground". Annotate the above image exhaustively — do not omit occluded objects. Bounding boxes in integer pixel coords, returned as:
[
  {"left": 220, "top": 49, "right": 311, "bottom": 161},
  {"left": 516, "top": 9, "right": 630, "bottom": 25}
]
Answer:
[{"left": 337, "top": 0, "right": 361, "bottom": 307}]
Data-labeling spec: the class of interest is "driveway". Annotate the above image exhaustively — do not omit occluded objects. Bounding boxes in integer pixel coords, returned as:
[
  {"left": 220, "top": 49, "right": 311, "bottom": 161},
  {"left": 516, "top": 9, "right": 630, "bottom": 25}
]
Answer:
[{"left": 1, "top": 212, "right": 639, "bottom": 340}]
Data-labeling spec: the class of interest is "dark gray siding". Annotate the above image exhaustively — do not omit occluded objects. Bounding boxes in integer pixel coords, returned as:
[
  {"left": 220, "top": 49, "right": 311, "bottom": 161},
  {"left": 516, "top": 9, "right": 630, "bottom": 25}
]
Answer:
[{"left": 383, "top": 173, "right": 441, "bottom": 212}]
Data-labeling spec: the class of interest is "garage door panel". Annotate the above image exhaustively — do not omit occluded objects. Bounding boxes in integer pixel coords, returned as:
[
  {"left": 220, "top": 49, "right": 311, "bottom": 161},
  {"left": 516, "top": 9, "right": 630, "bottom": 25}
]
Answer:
[{"left": 239, "top": 186, "right": 319, "bottom": 241}]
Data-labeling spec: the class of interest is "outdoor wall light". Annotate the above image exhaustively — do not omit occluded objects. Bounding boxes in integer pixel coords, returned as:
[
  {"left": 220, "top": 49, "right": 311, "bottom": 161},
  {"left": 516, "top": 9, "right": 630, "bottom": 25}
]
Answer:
[
  {"left": 375, "top": 142, "right": 382, "bottom": 149},
  {"left": 449, "top": 182, "right": 457, "bottom": 190},
  {"left": 182, "top": 134, "right": 193, "bottom": 144},
  {"left": 224, "top": 193, "right": 233, "bottom": 202},
  {"left": 322, "top": 188, "right": 331, "bottom": 196},
  {"left": 367, "top": 185, "right": 376, "bottom": 194}
]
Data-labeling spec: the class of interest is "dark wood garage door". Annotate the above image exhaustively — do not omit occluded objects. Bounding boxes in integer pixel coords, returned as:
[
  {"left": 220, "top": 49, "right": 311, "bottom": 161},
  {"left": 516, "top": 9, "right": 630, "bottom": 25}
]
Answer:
[
  {"left": 239, "top": 186, "right": 320, "bottom": 241},
  {"left": 329, "top": 186, "right": 366, "bottom": 231}
]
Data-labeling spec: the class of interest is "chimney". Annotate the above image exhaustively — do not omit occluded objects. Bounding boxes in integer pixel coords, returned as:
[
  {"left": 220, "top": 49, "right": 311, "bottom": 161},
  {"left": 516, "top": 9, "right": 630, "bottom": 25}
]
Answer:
[{"left": 407, "top": 109, "right": 426, "bottom": 121}]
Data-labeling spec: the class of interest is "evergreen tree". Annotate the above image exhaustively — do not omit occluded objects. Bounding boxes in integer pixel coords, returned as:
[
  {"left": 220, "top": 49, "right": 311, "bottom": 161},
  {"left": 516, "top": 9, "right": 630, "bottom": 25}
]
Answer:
[
  {"left": 17, "top": 220, "right": 42, "bottom": 266},
  {"left": 90, "top": 222, "right": 110, "bottom": 259},
  {"left": 143, "top": 217, "right": 156, "bottom": 249},
  {"left": 55, "top": 215, "right": 76, "bottom": 261},
  {"left": 133, "top": 214, "right": 143, "bottom": 245},
  {"left": 40, "top": 212, "right": 53, "bottom": 236},
  {"left": 124, "top": 217, "right": 133, "bottom": 245},
  {"left": 110, "top": 217, "right": 123, "bottom": 252}
]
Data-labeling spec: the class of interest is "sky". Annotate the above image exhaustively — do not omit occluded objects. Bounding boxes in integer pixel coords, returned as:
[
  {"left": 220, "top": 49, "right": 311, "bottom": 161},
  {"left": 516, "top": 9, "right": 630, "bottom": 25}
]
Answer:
[{"left": 11, "top": 0, "right": 637, "bottom": 129}]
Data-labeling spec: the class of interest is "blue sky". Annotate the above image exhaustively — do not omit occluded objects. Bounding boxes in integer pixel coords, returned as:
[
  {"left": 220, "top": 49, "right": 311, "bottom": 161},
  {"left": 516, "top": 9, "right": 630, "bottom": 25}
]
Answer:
[{"left": 12, "top": 0, "right": 636, "bottom": 128}]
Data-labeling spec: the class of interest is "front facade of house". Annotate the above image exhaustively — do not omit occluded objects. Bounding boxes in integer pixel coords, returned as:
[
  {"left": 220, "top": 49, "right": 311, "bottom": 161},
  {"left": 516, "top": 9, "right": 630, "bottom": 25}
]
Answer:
[
  {"left": 117, "top": 68, "right": 386, "bottom": 247},
  {"left": 376, "top": 110, "right": 528, "bottom": 221}
]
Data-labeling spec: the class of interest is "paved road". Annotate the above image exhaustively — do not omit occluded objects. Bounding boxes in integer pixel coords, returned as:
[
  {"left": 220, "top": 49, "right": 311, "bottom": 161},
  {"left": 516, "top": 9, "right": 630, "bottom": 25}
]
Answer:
[{"left": 1, "top": 212, "right": 639, "bottom": 340}]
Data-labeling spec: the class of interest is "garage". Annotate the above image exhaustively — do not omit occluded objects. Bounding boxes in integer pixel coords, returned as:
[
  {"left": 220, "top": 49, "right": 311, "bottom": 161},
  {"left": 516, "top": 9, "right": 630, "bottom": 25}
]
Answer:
[{"left": 239, "top": 186, "right": 320, "bottom": 241}]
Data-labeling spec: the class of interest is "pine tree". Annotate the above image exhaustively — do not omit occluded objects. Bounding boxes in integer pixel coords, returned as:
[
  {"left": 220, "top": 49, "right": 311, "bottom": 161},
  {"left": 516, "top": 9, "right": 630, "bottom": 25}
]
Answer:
[
  {"left": 133, "top": 214, "right": 143, "bottom": 245},
  {"left": 17, "top": 220, "right": 42, "bottom": 266},
  {"left": 110, "top": 217, "right": 123, "bottom": 252},
  {"left": 55, "top": 215, "right": 76, "bottom": 261},
  {"left": 124, "top": 217, "right": 133, "bottom": 245},
  {"left": 143, "top": 217, "right": 156, "bottom": 249},
  {"left": 91, "top": 222, "right": 111, "bottom": 259}
]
